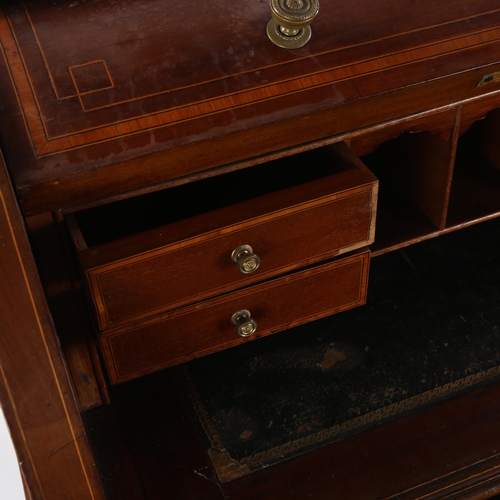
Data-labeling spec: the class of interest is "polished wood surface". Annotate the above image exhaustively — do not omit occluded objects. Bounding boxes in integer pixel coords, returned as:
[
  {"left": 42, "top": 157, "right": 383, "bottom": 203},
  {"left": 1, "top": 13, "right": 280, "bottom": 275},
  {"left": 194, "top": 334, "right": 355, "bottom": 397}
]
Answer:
[
  {"left": 0, "top": 150, "right": 104, "bottom": 499},
  {"left": 0, "top": 1, "right": 500, "bottom": 213},
  {"left": 0, "top": 0, "right": 500, "bottom": 498},
  {"left": 102, "top": 250, "right": 369, "bottom": 384},
  {"left": 70, "top": 143, "right": 377, "bottom": 332},
  {"left": 26, "top": 211, "right": 109, "bottom": 410}
]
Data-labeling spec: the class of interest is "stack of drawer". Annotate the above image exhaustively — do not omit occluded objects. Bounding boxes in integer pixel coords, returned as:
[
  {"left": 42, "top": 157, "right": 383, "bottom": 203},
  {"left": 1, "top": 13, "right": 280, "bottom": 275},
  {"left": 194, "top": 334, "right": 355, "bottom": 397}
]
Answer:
[{"left": 67, "top": 142, "right": 378, "bottom": 383}]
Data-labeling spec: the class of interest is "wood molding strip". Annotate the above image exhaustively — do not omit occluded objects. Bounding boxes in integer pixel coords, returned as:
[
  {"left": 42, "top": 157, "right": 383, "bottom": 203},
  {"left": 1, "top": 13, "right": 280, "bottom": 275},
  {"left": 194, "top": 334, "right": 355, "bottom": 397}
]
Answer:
[{"left": 0, "top": 149, "right": 104, "bottom": 499}]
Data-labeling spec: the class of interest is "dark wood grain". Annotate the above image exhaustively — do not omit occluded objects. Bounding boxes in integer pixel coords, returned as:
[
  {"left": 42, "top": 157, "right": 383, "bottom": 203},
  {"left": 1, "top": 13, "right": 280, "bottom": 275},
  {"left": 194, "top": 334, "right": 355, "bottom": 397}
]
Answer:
[
  {"left": 460, "top": 91, "right": 500, "bottom": 136},
  {"left": 1, "top": 1, "right": 500, "bottom": 214},
  {"left": 0, "top": 149, "right": 104, "bottom": 499},
  {"left": 26, "top": 211, "right": 108, "bottom": 410},
  {"left": 362, "top": 121, "right": 458, "bottom": 231},
  {"left": 70, "top": 143, "right": 377, "bottom": 332},
  {"left": 3, "top": 0, "right": 500, "bottom": 152},
  {"left": 476, "top": 108, "right": 500, "bottom": 168},
  {"left": 350, "top": 108, "right": 458, "bottom": 157},
  {"left": 358, "top": 102, "right": 500, "bottom": 255},
  {"left": 1, "top": 1, "right": 500, "bottom": 498},
  {"left": 101, "top": 251, "right": 370, "bottom": 384},
  {"left": 447, "top": 115, "right": 500, "bottom": 228}
]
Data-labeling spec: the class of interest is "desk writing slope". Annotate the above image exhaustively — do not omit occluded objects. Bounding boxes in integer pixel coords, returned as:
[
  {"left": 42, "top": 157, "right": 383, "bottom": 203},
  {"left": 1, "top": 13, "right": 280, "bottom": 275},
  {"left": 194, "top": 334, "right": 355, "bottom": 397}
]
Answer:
[{"left": 0, "top": 1, "right": 500, "bottom": 213}]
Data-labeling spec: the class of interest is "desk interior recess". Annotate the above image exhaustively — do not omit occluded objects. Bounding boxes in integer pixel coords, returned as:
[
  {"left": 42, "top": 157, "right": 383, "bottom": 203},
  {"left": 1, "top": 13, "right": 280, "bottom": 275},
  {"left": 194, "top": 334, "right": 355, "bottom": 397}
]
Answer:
[
  {"left": 351, "top": 95, "right": 500, "bottom": 255},
  {"left": 24, "top": 93, "right": 500, "bottom": 405}
]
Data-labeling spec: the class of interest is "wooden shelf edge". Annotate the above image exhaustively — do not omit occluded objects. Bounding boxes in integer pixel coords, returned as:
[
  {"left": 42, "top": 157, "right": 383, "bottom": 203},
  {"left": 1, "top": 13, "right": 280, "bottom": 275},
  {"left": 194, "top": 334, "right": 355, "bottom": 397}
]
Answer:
[{"left": 371, "top": 211, "right": 500, "bottom": 257}]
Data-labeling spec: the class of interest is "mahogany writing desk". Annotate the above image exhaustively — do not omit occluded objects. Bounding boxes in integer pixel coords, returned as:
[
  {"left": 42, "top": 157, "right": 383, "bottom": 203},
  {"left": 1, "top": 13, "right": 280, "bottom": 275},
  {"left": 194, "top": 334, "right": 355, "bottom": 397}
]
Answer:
[{"left": 0, "top": 0, "right": 500, "bottom": 498}]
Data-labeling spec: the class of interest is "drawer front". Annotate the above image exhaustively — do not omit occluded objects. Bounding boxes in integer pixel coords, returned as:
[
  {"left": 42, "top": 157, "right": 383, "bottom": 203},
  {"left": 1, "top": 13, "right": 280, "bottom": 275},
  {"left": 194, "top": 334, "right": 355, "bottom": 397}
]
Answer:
[
  {"left": 89, "top": 188, "right": 375, "bottom": 330},
  {"left": 101, "top": 250, "right": 370, "bottom": 384},
  {"left": 74, "top": 143, "right": 378, "bottom": 331}
]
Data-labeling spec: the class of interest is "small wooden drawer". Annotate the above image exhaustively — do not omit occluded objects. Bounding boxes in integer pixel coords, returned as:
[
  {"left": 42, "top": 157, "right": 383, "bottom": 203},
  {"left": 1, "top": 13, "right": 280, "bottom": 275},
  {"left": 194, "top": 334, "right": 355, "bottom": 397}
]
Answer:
[
  {"left": 68, "top": 142, "right": 377, "bottom": 332},
  {"left": 101, "top": 250, "right": 370, "bottom": 384}
]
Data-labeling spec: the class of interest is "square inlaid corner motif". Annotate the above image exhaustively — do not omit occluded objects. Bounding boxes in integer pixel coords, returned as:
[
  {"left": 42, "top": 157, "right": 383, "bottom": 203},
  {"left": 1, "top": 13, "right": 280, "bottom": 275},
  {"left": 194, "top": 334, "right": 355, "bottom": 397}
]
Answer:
[{"left": 69, "top": 60, "right": 114, "bottom": 96}]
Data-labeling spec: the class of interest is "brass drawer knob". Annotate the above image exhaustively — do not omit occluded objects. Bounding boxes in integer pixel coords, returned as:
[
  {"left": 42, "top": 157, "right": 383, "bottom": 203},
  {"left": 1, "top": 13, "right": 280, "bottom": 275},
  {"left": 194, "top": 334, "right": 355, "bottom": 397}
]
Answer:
[
  {"left": 267, "top": 0, "right": 319, "bottom": 49},
  {"left": 231, "top": 244, "right": 261, "bottom": 274},
  {"left": 231, "top": 310, "right": 258, "bottom": 338}
]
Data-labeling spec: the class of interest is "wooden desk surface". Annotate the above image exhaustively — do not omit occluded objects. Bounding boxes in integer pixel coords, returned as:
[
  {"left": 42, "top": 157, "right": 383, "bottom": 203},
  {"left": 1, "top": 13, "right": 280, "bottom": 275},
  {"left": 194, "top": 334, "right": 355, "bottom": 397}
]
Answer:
[
  {"left": 1, "top": 0, "right": 500, "bottom": 214},
  {"left": 1, "top": 2, "right": 500, "bottom": 499}
]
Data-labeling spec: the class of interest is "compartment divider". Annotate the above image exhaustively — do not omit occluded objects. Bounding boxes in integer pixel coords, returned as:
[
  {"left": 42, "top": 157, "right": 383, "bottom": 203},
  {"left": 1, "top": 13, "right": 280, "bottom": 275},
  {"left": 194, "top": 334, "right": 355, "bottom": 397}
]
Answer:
[
  {"left": 447, "top": 107, "right": 500, "bottom": 227},
  {"left": 476, "top": 108, "right": 500, "bottom": 170}
]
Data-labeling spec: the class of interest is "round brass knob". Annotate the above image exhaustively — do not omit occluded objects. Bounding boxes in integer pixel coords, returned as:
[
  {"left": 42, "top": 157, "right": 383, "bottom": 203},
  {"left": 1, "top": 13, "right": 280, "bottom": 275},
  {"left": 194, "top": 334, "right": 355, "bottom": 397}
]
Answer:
[
  {"left": 231, "top": 310, "right": 258, "bottom": 338},
  {"left": 231, "top": 245, "right": 261, "bottom": 274},
  {"left": 267, "top": 0, "right": 319, "bottom": 49}
]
